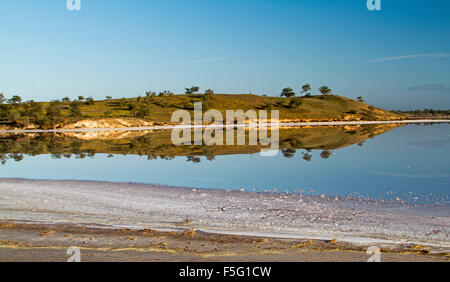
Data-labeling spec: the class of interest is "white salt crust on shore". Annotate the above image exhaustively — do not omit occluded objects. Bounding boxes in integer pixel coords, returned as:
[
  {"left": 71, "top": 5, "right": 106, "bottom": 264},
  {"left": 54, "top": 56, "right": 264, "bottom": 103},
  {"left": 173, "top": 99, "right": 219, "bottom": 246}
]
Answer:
[{"left": 0, "top": 178, "right": 448, "bottom": 249}]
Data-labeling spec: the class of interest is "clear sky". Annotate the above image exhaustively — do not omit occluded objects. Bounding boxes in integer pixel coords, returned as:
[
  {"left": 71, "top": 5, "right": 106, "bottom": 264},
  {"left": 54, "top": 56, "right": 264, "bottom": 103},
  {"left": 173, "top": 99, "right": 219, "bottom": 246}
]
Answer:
[{"left": 0, "top": 0, "right": 449, "bottom": 110}]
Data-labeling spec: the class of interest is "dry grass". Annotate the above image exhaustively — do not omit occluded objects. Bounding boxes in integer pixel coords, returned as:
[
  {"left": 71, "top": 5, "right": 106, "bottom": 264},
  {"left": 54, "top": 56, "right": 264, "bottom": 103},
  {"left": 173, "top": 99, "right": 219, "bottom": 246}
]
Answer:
[
  {"left": 39, "top": 230, "right": 55, "bottom": 237},
  {"left": 28, "top": 94, "right": 403, "bottom": 125},
  {"left": 183, "top": 229, "right": 196, "bottom": 237},
  {"left": 292, "top": 240, "right": 314, "bottom": 248}
]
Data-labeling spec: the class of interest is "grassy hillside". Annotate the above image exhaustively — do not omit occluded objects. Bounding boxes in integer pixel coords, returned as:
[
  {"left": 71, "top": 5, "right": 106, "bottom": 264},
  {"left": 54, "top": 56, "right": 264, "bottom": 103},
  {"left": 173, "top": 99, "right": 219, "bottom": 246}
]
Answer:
[
  {"left": 75, "top": 94, "right": 403, "bottom": 122},
  {"left": 0, "top": 93, "right": 404, "bottom": 129}
]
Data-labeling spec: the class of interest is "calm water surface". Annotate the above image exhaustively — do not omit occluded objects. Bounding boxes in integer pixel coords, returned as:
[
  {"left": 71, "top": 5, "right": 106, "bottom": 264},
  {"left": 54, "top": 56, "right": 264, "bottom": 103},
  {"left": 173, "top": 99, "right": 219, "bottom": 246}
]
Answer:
[{"left": 1, "top": 124, "right": 449, "bottom": 204}]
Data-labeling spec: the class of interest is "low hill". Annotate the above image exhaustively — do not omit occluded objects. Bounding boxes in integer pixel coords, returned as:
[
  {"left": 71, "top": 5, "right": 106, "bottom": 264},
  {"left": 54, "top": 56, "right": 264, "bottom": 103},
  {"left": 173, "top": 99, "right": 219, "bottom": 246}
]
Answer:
[
  {"left": 75, "top": 94, "right": 403, "bottom": 123},
  {"left": 0, "top": 94, "right": 404, "bottom": 129}
]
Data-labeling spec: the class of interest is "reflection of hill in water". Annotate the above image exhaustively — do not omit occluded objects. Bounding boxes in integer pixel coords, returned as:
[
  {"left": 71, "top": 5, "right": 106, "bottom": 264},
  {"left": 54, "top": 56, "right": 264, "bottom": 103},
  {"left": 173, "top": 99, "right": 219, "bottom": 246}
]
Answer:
[{"left": 0, "top": 124, "right": 402, "bottom": 164}]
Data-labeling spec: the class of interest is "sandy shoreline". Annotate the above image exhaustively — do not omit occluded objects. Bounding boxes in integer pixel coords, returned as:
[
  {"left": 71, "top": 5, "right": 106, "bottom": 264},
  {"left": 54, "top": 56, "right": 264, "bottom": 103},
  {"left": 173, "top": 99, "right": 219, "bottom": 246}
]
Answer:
[
  {"left": 0, "top": 119, "right": 448, "bottom": 134},
  {"left": 0, "top": 179, "right": 448, "bottom": 245},
  {"left": 0, "top": 178, "right": 448, "bottom": 261},
  {"left": 1, "top": 221, "right": 447, "bottom": 262}
]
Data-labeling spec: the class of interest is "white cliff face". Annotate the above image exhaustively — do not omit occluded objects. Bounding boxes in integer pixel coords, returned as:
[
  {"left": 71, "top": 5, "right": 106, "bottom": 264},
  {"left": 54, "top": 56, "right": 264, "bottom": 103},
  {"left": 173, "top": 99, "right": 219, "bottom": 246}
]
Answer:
[
  {"left": 64, "top": 118, "right": 155, "bottom": 129},
  {"left": 58, "top": 130, "right": 155, "bottom": 140}
]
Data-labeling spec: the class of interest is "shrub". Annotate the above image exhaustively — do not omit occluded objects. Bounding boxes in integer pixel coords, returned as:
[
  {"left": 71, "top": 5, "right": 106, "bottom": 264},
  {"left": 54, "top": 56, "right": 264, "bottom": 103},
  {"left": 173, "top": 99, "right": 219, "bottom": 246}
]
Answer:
[
  {"left": 281, "top": 87, "right": 295, "bottom": 98},
  {"left": 289, "top": 98, "right": 302, "bottom": 109}
]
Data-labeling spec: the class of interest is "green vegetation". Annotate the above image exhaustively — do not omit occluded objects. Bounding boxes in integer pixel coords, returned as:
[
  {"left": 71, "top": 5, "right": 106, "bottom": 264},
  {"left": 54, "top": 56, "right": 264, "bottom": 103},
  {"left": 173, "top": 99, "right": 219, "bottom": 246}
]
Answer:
[
  {"left": 0, "top": 89, "right": 404, "bottom": 130},
  {"left": 280, "top": 87, "right": 296, "bottom": 98},
  {"left": 185, "top": 86, "right": 200, "bottom": 95},
  {"left": 204, "top": 89, "right": 214, "bottom": 95},
  {"left": 301, "top": 84, "right": 312, "bottom": 97},
  {"left": 391, "top": 108, "right": 450, "bottom": 118},
  {"left": 319, "top": 86, "right": 332, "bottom": 95},
  {"left": 0, "top": 124, "right": 402, "bottom": 165}
]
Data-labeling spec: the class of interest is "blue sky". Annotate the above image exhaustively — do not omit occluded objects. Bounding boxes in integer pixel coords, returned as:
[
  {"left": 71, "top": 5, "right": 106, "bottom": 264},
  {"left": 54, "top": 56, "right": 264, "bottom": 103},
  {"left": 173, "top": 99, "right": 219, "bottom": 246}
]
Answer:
[{"left": 0, "top": 0, "right": 449, "bottom": 110}]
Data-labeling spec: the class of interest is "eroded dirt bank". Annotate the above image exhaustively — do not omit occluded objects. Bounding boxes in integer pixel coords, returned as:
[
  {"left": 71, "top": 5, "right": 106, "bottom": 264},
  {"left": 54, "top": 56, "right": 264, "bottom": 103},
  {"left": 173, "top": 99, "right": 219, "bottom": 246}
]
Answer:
[{"left": 0, "top": 221, "right": 446, "bottom": 262}]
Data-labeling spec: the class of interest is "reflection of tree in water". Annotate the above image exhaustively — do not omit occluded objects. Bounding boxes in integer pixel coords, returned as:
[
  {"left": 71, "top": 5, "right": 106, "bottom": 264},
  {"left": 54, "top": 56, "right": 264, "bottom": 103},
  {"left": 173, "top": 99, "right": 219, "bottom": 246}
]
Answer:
[
  {"left": 0, "top": 153, "right": 24, "bottom": 164},
  {"left": 202, "top": 147, "right": 216, "bottom": 161},
  {"left": 320, "top": 150, "right": 333, "bottom": 159},
  {"left": 302, "top": 151, "right": 312, "bottom": 162},
  {"left": 76, "top": 153, "right": 86, "bottom": 159},
  {"left": 0, "top": 124, "right": 397, "bottom": 165},
  {"left": 281, "top": 149, "right": 296, "bottom": 158},
  {"left": 51, "top": 152, "right": 62, "bottom": 159},
  {"left": 297, "top": 149, "right": 334, "bottom": 161},
  {"left": 87, "top": 149, "right": 96, "bottom": 158},
  {"left": 10, "top": 153, "right": 23, "bottom": 162},
  {"left": 187, "top": 156, "right": 201, "bottom": 163},
  {"left": 0, "top": 133, "right": 334, "bottom": 164},
  {"left": 70, "top": 140, "right": 82, "bottom": 155}
]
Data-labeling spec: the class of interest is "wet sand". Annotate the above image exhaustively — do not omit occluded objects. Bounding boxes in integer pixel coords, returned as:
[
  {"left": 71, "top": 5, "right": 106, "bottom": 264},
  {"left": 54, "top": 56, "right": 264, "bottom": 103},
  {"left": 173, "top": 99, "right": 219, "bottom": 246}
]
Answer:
[
  {"left": 0, "top": 178, "right": 448, "bottom": 262},
  {"left": 0, "top": 222, "right": 446, "bottom": 262}
]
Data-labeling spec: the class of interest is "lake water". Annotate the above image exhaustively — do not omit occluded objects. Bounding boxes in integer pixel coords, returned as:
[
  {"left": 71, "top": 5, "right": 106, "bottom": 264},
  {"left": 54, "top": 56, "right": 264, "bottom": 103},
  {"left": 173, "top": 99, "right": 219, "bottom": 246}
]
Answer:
[{"left": 0, "top": 123, "right": 449, "bottom": 204}]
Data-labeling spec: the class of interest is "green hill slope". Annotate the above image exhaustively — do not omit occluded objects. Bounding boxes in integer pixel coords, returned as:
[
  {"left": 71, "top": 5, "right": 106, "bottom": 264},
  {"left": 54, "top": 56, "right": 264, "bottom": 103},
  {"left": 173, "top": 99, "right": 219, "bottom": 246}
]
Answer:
[
  {"left": 78, "top": 94, "right": 403, "bottom": 122},
  {"left": 0, "top": 94, "right": 404, "bottom": 129}
]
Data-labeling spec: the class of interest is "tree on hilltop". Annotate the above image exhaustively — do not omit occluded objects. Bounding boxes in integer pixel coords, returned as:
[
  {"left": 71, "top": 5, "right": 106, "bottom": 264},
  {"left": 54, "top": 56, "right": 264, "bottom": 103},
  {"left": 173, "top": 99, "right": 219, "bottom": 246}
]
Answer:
[
  {"left": 185, "top": 86, "right": 200, "bottom": 95},
  {"left": 319, "top": 86, "right": 332, "bottom": 95},
  {"left": 281, "top": 87, "right": 296, "bottom": 98},
  {"left": 301, "top": 84, "right": 312, "bottom": 96},
  {"left": 8, "top": 95, "right": 22, "bottom": 104}
]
